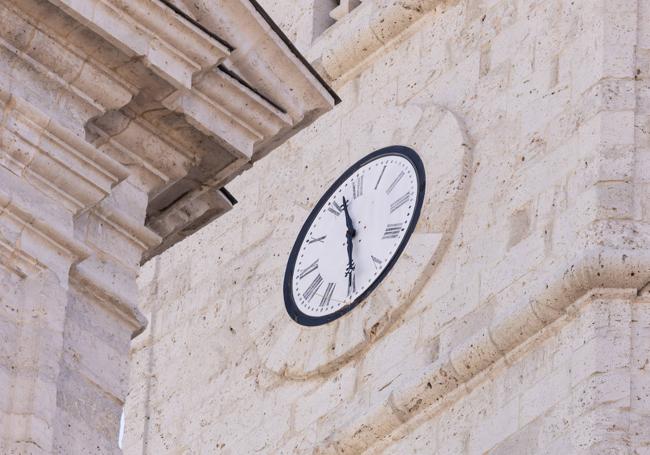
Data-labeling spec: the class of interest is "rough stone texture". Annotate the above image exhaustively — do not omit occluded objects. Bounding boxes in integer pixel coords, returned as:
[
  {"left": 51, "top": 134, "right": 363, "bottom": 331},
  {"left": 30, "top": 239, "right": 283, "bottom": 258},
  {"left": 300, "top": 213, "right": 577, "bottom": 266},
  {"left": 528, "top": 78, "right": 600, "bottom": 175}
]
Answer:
[
  {"left": 126, "top": 0, "right": 650, "bottom": 453},
  {"left": 0, "top": 0, "right": 334, "bottom": 452}
]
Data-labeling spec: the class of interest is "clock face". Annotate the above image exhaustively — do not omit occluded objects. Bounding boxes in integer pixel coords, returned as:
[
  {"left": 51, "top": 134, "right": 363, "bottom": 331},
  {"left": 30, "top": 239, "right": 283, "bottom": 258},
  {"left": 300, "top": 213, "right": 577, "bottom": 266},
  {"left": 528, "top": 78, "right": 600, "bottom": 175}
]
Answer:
[{"left": 284, "top": 146, "right": 425, "bottom": 326}]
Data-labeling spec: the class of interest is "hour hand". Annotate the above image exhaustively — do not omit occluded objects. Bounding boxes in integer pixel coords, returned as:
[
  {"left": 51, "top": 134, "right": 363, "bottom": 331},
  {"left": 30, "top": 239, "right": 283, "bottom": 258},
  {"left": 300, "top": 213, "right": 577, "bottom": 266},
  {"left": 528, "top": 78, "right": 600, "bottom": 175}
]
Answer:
[{"left": 341, "top": 197, "right": 355, "bottom": 237}]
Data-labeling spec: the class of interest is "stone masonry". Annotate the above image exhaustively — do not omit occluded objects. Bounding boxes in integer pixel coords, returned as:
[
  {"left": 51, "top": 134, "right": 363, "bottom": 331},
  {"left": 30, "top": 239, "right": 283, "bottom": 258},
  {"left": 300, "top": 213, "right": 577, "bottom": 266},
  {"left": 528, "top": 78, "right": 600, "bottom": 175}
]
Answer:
[
  {"left": 0, "top": 0, "right": 335, "bottom": 453},
  {"left": 127, "top": 0, "right": 650, "bottom": 454}
]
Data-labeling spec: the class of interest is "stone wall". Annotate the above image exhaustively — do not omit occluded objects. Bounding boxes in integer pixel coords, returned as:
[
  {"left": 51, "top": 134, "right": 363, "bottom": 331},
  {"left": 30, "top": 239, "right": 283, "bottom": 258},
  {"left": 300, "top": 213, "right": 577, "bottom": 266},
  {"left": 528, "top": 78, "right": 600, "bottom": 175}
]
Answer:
[
  {"left": 0, "top": 0, "right": 333, "bottom": 452},
  {"left": 126, "top": 0, "right": 650, "bottom": 453}
]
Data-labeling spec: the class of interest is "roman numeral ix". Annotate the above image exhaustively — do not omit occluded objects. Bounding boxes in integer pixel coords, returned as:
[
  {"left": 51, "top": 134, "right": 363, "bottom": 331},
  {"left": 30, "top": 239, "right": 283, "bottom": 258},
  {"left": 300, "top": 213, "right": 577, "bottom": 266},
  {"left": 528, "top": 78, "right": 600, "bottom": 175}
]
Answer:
[
  {"left": 303, "top": 274, "right": 323, "bottom": 301},
  {"left": 382, "top": 223, "right": 403, "bottom": 239},
  {"left": 390, "top": 192, "right": 411, "bottom": 213}
]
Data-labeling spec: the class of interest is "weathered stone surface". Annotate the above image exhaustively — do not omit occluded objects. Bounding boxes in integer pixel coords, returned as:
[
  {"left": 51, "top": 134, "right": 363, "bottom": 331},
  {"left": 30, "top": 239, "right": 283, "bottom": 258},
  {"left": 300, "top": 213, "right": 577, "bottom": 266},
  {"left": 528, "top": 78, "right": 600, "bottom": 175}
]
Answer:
[
  {"left": 126, "top": 0, "right": 650, "bottom": 454},
  {"left": 0, "top": 0, "right": 334, "bottom": 452}
]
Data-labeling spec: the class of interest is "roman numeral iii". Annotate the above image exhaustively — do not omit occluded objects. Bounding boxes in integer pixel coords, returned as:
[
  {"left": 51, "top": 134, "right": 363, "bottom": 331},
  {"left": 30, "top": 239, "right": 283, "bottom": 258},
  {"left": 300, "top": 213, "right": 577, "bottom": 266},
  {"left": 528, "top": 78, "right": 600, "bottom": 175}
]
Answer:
[{"left": 382, "top": 223, "right": 403, "bottom": 239}]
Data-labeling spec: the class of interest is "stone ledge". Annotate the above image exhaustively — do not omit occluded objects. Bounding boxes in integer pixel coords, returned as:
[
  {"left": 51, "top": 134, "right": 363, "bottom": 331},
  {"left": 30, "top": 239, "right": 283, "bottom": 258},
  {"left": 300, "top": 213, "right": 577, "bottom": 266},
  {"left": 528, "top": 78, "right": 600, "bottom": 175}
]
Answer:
[
  {"left": 70, "top": 256, "right": 147, "bottom": 335},
  {"left": 318, "top": 235, "right": 650, "bottom": 452}
]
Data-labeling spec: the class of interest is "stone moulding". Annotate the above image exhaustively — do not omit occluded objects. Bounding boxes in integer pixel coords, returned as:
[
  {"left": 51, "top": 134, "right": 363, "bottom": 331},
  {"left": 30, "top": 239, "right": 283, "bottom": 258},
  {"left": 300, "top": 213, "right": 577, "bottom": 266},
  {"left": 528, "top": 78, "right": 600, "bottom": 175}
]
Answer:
[
  {"left": 160, "top": 67, "right": 293, "bottom": 160},
  {"left": 318, "top": 240, "right": 650, "bottom": 453},
  {"left": 0, "top": 183, "right": 92, "bottom": 282},
  {"left": 49, "top": 0, "right": 231, "bottom": 89},
  {"left": 0, "top": 90, "right": 130, "bottom": 211},
  {"left": 42, "top": 0, "right": 337, "bottom": 260},
  {"left": 310, "top": 0, "right": 448, "bottom": 84},
  {"left": 70, "top": 257, "right": 148, "bottom": 333}
]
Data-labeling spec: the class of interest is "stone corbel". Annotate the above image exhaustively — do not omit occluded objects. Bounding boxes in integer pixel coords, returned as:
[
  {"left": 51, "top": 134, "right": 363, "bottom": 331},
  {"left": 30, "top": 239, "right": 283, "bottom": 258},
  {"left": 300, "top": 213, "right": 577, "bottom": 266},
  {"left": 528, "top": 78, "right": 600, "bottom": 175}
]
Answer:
[
  {"left": 159, "top": 67, "right": 292, "bottom": 158},
  {"left": 310, "top": 0, "right": 445, "bottom": 84}
]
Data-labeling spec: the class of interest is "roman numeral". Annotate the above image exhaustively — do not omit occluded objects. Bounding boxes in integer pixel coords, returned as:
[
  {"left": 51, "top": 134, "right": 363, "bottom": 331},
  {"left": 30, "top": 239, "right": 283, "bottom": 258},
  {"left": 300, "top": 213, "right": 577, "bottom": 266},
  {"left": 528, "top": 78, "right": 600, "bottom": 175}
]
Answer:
[
  {"left": 371, "top": 255, "right": 383, "bottom": 268},
  {"left": 307, "top": 235, "right": 326, "bottom": 244},
  {"left": 352, "top": 175, "right": 364, "bottom": 199},
  {"left": 303, "top": 274, "right": 323, "bottom": 301},
  {"left": 375, "top": 165, "right": 387, "bottom": 190},
  {"left": 298, "top": 259, "right": 319, "bottom": 279},
  {"left": 390, "top": 192, "right": 411, "bottom": 213},
  {"left": 386, "top": 171, "right": 404, "bottom": 194},
  {"left": 328, "top": 200, "right": 342, "bottom": 216},
  {"left": 320, "top": 282, "right": 335, "bottom": 307},
  {"left": 382, "top": 223, "right": 403, "bottom": 239}
]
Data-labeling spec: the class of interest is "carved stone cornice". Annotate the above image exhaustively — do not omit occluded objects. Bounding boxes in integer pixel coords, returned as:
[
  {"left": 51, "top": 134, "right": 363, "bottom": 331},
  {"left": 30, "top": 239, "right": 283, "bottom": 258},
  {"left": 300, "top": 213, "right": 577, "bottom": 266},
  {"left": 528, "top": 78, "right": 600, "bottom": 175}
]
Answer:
[
  {"left": 49, "top": 0, "right": 231, "bottom": 90},
  {"left": 0, "top": 166, "right": 92, "bottom": 282},
  {"left": 34, "top": 0, "right": 337, "bottom": 259},
  {"left": 162, "top": 67, "right": 293, "bottom": 159},
  {"left": 0, "top": 0, "right": 136, "bottom": 135},
  {"left": 0, "top": 90, "right": 129, "bottom": 212},
  {"left": 1, "top": 0, "right": 335, "bottom": 270}
]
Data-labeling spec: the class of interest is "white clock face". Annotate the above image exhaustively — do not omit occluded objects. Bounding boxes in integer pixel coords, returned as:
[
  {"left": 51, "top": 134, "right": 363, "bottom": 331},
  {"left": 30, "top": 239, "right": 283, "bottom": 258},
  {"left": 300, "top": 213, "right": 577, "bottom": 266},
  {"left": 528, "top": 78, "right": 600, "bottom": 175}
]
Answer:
[{"left": 287, "top": 150, "right": 423, "bottom": 323}]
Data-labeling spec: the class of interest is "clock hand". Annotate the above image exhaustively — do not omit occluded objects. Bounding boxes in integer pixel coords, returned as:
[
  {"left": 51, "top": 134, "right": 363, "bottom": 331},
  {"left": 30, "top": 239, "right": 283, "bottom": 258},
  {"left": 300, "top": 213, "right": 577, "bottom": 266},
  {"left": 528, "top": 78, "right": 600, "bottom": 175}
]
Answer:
[
  {"left": 342, "top": 197, "right": 355, "bottom": 294},
  {"left": 342, "top": 196, "right": 356, "bottom": 238}
]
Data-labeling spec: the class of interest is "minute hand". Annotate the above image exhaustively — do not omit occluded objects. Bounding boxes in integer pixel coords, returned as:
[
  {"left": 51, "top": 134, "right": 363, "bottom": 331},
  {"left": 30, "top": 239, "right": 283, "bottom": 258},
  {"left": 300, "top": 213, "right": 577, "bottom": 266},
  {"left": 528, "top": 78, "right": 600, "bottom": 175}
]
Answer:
[{"left": 342, "top": 197, "right": 355, "bottom": 291}]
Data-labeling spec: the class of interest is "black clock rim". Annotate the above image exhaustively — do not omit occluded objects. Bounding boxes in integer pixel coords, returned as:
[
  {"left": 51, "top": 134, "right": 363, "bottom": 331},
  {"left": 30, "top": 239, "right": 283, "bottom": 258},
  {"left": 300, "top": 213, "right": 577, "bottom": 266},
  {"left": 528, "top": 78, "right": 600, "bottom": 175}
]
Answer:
[{"left": 283, "top": 145, "right": 426, "bottom": 327}]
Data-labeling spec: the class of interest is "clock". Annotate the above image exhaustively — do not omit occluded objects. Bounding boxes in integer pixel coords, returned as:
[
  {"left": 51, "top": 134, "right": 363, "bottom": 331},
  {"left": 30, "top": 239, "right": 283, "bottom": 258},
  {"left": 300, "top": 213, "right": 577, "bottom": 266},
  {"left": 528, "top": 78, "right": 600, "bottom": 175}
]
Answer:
[{"left": 284, "top": 146, "right": 426, "bottom": 326}]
